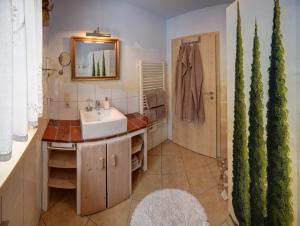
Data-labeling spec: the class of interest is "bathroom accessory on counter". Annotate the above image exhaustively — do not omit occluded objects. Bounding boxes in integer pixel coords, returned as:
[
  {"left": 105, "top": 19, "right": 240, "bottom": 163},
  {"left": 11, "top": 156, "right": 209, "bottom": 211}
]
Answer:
[{"left": 103, "top": 97, "right": 110, "bottom": 109}]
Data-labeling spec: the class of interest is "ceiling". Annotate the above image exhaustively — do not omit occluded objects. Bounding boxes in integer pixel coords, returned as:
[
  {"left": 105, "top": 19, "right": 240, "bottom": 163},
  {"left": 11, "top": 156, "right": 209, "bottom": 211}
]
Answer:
[{"left": 124, "top": 0, "right": 234, "bottom": 19}]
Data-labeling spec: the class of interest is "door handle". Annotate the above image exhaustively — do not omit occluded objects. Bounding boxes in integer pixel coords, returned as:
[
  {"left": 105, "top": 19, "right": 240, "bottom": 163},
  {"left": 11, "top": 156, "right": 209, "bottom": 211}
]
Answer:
[
  {"left": 99, "top": 157, "right": 105, "bottom": 169},
  {"left": 111, "top": 154, "right": 117, "bottom": 167},
  {"left": 204, "top": 91, "right": 214, "bottom": 100}
]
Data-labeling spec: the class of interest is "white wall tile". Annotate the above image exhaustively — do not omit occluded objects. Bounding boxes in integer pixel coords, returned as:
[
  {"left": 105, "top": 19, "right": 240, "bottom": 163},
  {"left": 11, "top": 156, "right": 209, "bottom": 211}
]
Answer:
[
  {"left": 58, "top": 101, "right": 78, "bottom": 120},
  {"left": 48, "top": 101, "right": 59, "bottom": 119},
  {"left": 112, "top": 98, "right": 128, "bottom": 114},
  {"left": 127, "top": 96, "right": 139, "bottom": 114},
  {"left": 48, "top": 78, "right": 59, "bottom": 101},
  {"left": 95, "top": 86, "right": 112, "bottom": 101},
  {"left": 127, "top": 90, "right": 139, "bottom": 98},
  {"left": 59, "top": 82, "right": 78, "bottom": 101},
  {"left": 78, "top": 83, "right": 96, "bottom": 101},
  {"left": 112, "top": 87, "right": 127, "bottom": 99}
]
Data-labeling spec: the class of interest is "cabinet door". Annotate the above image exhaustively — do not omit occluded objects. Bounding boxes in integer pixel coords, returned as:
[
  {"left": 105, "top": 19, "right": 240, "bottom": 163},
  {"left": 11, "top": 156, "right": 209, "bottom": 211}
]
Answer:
[
  {"left": 80, "top": 143, "right": 106, "bottom": 215},
  {"left": 107, "top": 138, "right": 130, "bottom": 208}
]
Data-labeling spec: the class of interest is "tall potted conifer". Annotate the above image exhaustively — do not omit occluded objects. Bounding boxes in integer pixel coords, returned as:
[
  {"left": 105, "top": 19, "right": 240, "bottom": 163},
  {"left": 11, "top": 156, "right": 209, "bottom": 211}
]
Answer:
[
  {"left": 97, "top": 60, "right": 100, "bottom": 76},
  {"left": 102, "top": 51, "right": 106, "bottom": 76},
  {"left": 248, "top": 21, "right": 267, "bottom": 226},
  {"left": 266, "top": 0, "right": 293, "bottom": 225},
  {"left": 92, "top": 52, "right": 96, "bottom": 76},
  {"left": 232, "top": 2, "right": 250, "bottom": 226}
]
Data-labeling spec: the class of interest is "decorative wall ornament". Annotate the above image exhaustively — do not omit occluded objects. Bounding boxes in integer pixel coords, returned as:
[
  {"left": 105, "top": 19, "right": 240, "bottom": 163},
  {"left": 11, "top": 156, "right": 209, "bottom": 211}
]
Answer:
[{"left": 42, "top": 0, "right": 54, "bottom": 27}]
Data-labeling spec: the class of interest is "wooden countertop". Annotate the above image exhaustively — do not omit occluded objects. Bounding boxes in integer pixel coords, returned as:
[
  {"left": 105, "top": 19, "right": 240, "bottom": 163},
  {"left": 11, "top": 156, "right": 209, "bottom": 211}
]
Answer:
[{"left": 42, "top": 113, "right": 148, "bottom": 143}]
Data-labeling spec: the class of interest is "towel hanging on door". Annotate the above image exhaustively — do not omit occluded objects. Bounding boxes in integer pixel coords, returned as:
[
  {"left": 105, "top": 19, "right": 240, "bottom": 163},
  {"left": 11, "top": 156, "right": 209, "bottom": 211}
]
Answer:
[{"left": 175, "top": 42, "right": 205, "bottom": 123}]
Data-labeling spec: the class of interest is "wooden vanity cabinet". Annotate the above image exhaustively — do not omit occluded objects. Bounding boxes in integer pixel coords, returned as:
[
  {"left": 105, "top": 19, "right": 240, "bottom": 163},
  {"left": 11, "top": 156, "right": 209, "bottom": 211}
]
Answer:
[
  {"left": 80, "top": 143, "right": 107, "bottom": 215},
  {"left": 79, "top": 137, "right": 131, "bottom": 215},
  {"left": 107, "top": 138, "right": 130, "bottom": 208}
]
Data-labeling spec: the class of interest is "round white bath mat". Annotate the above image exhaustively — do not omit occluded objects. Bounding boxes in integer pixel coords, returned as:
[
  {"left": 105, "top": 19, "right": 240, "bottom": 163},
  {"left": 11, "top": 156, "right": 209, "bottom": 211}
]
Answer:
[{"left": 130, "top": 189, "right": 209, "bottom": 226}]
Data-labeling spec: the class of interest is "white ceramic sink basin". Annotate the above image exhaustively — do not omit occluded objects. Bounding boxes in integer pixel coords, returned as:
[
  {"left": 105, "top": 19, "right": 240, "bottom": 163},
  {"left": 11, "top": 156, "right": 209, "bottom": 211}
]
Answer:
[{"left": 80, "top": 107, "right": 127, "bottom": 140}]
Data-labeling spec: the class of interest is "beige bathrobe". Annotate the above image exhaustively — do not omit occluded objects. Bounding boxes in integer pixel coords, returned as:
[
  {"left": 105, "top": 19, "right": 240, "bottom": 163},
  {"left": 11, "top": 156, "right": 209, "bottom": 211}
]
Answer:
[{"left": 175, "top": 43, "right": 205, "bottom": 123}]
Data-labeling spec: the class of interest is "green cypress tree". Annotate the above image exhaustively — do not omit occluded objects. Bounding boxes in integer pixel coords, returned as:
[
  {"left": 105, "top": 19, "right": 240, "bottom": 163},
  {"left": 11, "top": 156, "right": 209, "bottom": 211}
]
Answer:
[
  {"left": 102, "top": 51, "right": 106, "bottom": 76},
  {"left": 266, "top": 0, "right": 293, "bottom": 225},
  {"left": 248, "top": 21, "right": 267, "bottom": 226},
  {"left": 232, "top": 2, "right": 250, "bottom": 226},
  {"left": 92, "top": 52, "right": 96, "bottom": 76},
  {"left": 97, "top": 60, "right": 100, "bottom": 76}
]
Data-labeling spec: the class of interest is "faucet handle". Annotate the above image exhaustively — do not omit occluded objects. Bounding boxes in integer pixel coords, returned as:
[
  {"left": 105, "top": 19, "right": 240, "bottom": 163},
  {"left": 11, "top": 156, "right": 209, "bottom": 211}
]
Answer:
[{"left": 95, "top": 100, "right": 101, "bottom": 107}]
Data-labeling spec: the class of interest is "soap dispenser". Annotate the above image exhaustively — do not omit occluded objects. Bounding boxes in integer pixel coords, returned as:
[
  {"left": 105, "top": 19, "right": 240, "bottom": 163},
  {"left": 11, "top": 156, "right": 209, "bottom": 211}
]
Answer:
[{"left": 104, "top": 97, "right": 110, "bottom": 110}]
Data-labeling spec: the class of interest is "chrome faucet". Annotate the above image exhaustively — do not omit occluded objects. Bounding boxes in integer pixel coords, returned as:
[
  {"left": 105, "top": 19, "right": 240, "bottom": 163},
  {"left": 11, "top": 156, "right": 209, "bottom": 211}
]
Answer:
[
  {"left": 85, "top": 98, "right": 93, "bottom": 112},
  {"left": 95, "top": 100, "right": 101, "bottom": 113}
]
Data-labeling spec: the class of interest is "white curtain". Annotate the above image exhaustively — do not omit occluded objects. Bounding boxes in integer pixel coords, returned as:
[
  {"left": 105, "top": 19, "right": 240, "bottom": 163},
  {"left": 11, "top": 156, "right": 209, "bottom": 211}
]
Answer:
[{"left": 0, "top": 0, "right": 43, "bottom": 161}]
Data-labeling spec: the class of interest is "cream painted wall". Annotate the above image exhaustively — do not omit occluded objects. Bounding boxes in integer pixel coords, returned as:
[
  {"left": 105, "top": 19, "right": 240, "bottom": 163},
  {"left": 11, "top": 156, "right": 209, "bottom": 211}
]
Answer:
[
  {"left": 226, "top": 0, "right": 299, "bottom": 224},
  {"left": 44, "top": 0, "right": 166, "bottom": 119},
  {"left": 166, "top": 4, "right": 229, "bottom": 157}
]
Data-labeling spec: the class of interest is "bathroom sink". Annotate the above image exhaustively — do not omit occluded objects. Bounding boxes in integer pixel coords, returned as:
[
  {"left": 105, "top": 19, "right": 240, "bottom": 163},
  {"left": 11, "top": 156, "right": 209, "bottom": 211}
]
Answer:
[{"left": 80, "top": 107, "right": 127, "bottom": 140}]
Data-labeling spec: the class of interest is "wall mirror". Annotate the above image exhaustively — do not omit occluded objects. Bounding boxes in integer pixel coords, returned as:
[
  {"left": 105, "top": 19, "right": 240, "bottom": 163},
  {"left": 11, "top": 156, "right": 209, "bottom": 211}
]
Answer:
[{"left": 71, "top": 36, "right": 120, "bottom": 81}]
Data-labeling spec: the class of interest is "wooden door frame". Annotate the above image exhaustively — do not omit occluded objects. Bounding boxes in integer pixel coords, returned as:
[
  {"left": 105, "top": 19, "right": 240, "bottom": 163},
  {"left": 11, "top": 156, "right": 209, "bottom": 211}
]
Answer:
[{"left": 171, "top": 32, "right": 222, "bottom": 158}]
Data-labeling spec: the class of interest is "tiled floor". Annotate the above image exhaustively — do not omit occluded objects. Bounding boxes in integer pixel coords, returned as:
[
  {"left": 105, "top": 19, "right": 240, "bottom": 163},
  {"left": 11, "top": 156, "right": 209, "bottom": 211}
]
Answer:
[{"left": 39, "top": 140, "right": 229, "bottom": 226}]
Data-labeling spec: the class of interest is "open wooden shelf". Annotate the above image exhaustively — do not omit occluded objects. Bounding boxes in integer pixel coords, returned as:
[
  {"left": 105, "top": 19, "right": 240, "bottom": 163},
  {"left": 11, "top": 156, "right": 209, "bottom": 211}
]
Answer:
[
  {"left": 49, "top": 150, "right": 76, "bottom": 168},
  {"left": 48, "top": 168, "right": 76, "bottom": 189},
  {"left": 131, "top": 161, "right": 142, "bottom": 172},
  {"left": 131, "top": 135, "right": 143, "bottom": 155}
]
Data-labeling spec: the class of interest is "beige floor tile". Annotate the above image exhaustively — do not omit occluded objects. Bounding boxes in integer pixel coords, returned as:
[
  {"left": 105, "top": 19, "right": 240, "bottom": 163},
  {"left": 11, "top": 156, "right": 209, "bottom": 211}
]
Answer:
[
  {"left": 208, "top": 160, "right": 221, "bottom": 181},
  {"left": 161, "top": 140, "right": 183, "bottom": 156},
  {"left": 162, "top": 155, "right": 185, "bottom": 174},
  {"left": 127, "top": 199, "right": 140, "bottom": 226},
  {"left": 131, "top": 172, "right": 162, "bottom": 201},
  {"left": 186, "top": 166, "right": 218, "bottom": 195},
  {"left": 196, "top": 187, "right": 228, "bottom": 226},
  {"left": 42, "top": 191, "right": 88, "bottom": 226},
  {"left": 90, "top": 199, "right": 131, "bottom": 226},
  {"left": 147, "top": 155, "right": 161, "bottom": 174},
  {"left": 38, "top": 218, "right": 46, "bottom": 226},
  {"left": 148, "top": 145, "right": 161, "bottom": 156},
  {"left": 162, "top": 172, "right": 191, "bottom": 192},
  {"left": 86, "top": 219, "right": 98, "bottom": 226},
  {"left": 181, "top": 149, "right": 216, "bottom": 170}
]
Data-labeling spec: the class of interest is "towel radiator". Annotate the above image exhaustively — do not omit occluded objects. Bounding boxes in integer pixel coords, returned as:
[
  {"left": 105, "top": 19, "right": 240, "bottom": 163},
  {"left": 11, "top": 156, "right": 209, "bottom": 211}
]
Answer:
[{"left": 138, "top": 60, "right": 166, "bottom": 116}]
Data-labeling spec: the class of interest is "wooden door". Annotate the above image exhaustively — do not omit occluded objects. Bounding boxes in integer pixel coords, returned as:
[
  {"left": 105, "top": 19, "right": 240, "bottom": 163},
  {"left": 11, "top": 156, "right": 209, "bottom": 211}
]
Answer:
[
  {"left": 107, "top": 138, "right": 130, "bottom": 208},
  {"left": 80, "top": 143, "right": 107, "bottom": 215},
  {"left": 172, "top": 32, "right": 219, "bottom": 158}
]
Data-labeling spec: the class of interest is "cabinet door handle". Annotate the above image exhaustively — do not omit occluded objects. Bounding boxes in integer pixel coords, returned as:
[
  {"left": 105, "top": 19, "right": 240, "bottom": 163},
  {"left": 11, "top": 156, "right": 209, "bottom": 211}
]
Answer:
[
  {"left": 111, "top": 154, "right": 116, "bottom": 167},
  {"left": 99, "top": 157, "right": 105, "bottom": 169}
]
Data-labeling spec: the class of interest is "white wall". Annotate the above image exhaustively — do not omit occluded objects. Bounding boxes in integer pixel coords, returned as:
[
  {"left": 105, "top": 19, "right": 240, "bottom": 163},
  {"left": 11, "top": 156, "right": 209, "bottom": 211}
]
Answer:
[
  {"left": 226, "top": 0, "right": 299, "bottom": 224},
  {"left": 166, "top": 4, "right": 228, "bottom": 140},
  {"left": 44, "top": 0, "right": 166, "bottom": 119}
]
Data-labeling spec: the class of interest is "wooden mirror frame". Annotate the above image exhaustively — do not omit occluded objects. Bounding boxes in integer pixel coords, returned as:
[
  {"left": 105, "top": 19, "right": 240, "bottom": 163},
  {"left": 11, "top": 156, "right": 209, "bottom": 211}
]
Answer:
[{"left": 71, "top": 36, "right": 120, "bottom": 81}]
